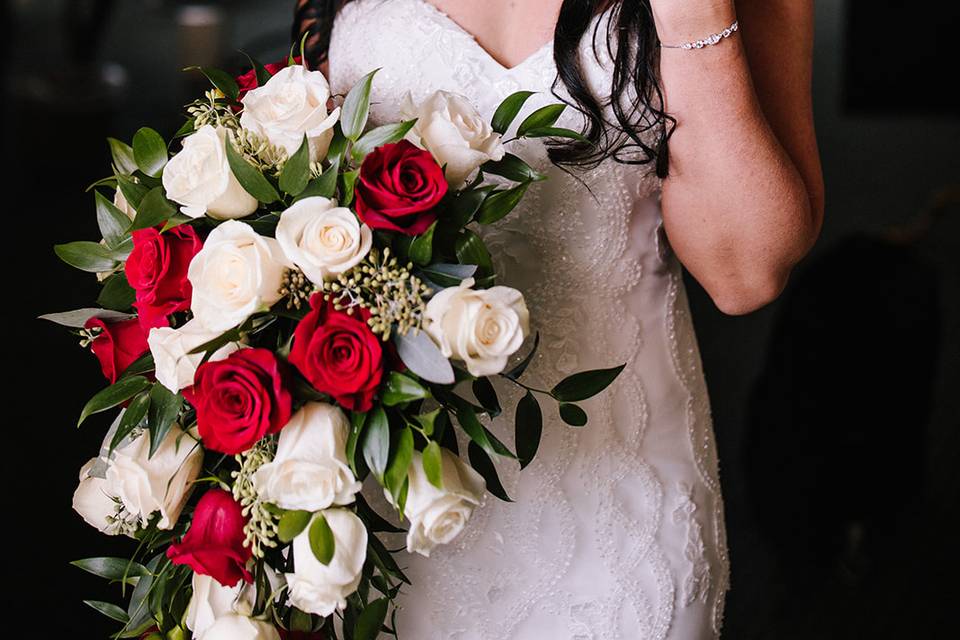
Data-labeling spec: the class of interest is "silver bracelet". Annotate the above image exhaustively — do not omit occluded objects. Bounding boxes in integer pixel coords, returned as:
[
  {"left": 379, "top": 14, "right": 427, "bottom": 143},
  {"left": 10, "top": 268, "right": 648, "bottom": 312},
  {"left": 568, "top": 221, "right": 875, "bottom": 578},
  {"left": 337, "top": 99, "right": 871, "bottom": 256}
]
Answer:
[{"left": 661, "top": 20, "right": 739, "bottom": 50}]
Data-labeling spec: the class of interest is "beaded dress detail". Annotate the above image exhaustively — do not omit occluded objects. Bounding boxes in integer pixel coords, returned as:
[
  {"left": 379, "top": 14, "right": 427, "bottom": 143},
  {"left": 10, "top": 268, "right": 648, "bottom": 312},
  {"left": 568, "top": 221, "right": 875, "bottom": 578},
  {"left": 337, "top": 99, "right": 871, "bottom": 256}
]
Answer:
[{"left": 328, "top": 1, "right": 730, "bottom": 637}]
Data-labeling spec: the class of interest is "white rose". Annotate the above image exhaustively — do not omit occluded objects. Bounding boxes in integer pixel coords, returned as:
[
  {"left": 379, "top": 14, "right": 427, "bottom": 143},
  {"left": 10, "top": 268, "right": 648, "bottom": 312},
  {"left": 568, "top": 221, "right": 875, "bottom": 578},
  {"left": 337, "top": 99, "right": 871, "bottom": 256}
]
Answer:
[
  {"left": 276, "top": 197, "right": 372, "bottom": 284},
  {"left": 148, "top": 319, "right": 241, "bottom": 393},
  {"left": 203, "top": 615, "right": 280, "bottom": 640},
  {"left": 253, "top": 402, "right": 361, "bottom": 511},
  {"left": 423, "top": 277, "right": 530, "bottom": 376},
  {"left": 163, "top": 125, "right": 259, "bottom": 220},
  {"left": 72, "top": 458, "right": 120, "bottom": 535},
  {"left": 394, "top": 450, "right": 485, "bottom": 557},
  {"left": 240, "top": 65, "right": 341, "bottom": 162},
  {"left": 188, "top": 220, "right": 289, "bottom": 332},
  {"left": 286, "top": 509, "right": 367, "bottom": 616},
  {"left": 186, "top": 573, "right": 256, "bottom": 640},
  {"left": 402, "top": 90, "right": 505, "bottom": 187},
  {"left": 105, "top": 426, "right": 203, "bottom": 529}
]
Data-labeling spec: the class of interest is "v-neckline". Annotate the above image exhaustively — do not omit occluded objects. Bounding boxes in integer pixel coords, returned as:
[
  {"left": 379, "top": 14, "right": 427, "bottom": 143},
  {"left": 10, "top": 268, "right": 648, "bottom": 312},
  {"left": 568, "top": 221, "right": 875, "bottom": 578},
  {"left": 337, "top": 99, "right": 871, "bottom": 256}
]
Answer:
[{"left": 415, "top": 0, "right": 555, "bottom": 73}]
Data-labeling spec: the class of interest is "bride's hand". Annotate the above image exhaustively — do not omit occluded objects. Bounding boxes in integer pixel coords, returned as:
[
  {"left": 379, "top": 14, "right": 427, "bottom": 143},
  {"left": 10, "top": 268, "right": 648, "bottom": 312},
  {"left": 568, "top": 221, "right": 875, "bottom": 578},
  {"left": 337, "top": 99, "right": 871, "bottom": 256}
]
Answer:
[{"left": 648, "top": 0, "right": 738, "bottom": 46}]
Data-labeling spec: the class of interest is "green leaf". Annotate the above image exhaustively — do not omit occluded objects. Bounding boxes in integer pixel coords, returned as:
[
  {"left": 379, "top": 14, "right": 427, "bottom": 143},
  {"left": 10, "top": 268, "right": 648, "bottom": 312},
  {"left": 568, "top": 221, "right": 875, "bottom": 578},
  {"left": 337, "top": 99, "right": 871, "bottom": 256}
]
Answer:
[
  {"left": 116, "top": 174, "right": 150, "bottom": 209},
  {"left": 481, "top": 153, "right": 546, "bottom": 183},
  {"left": 278, "top": 509, "right": 312, "bottom": 543},
  {"left": 515, "top": 390, "right": 542, "bottom": 469},
  {"left": 491, "top": 90, "right": 535, "bottom": 134},
  {"left": 412, "top": 408, "right": 441, "bottom": 437},
  {"left": 550, "top": 364, "right": 626, "bottom": 402},
  {"left": 161, "top": 213, "right": 193, "bottom": 232},
  {"left": 354, "top": 597, "right": 389, "bottom": 640},
  {"left": 517, "top": 103, "right": 566, "bottom": 137},
  {"left": 559, "top": 402, "right": 588, "bottom": 427},
  {"left": 97, "top": 272, "right": 137, "bottom": 311},
  {"left": 147, "top": 384, "right": 183, "bottom": 457},
  {"left": 422, "top": 440, "right": 444, "bottom": 489},
  {"left": 108, "top": 138, "right": 139, "bottom": 175},
  {"left": 110, "top": 392, "right": 150, "bottom": 453},
  {"left": 351, "top": 119, "right": 417, "bottom": 161},
  {"left": 475, "top": 182, "right": 530, "bottom": 225},
  {"left": 362, "top": 406, "right": 390, "bottom": 481},
  {"left": 340, "top": 169, "right": 359, "bottom": 206},
  {"left": 455, "top": 405, "right": 516, "bottom": 459},
  {"left": 367, "top": 533, "right": 411, "bottom": 584},
  {"left": 326, "top": 123, "right": 348, "bottom": 163},
  {"left": 297, "top": 156, "right": 340, "bottom": 201},
  {"left": 381, "top": 371, "right": 430, "bottom": 406},
  {"left": 84, "top": 600, "right": 129, "bottom": 623},
  {"left": 71, "top": 557, "right": 149, "bottom": 583},
  {"left": 468, "top": 441, "right": 512, "bottom": 502},
  {"left": 340, "top": 69, "right": 379, "bottom": 141},
  {"left": 121, "top": 352, "right": 155, "bottom": 379},
  {"left": 409, "top": 220, "right": 436, "bottom": 266},
  {"left": 125, "top": 555, "right": 161, "bottom": 635},
  {"left": 309, "top": 513, "right": 336, "bottom": 565},
  {"left": 522, "top": 126, "right": 590, "bottom": 143},
  {"left": 454, "top": 229, "right": 494, "bottom": 276},
  {"left": 186, "top": 66, "right": 239, "bottom": 101},
  {"left": 385, "top": 426, "right": 414, "bottom": 507},
  {"left": 130, "top": 187, "right": 176, "bottom": 231},
  {"left": 472, "top": 377, "right": 501, "bottom": 417},
  {"left": 346, "top": 410, "right": 367, "bottom": 477},
  {"left": 240, "top": 51, "right": 273, "bottom": 87},
  {"left": 54, "top": 241, "right": 118, "bottom": 273},
  {"left": 78, "top": 376, "right": 151, "bottom": 426},
  {"left": 132, "top": 127, "right": 168, "bottom": 178},
  {"left": 173, "top": 117, "right": 196, "bottom": 139},
  {"left": 95, "top": 191, "right": 131, "bottom": 249},
  {"left": 418, "top": 263, "right": 477, "bottom": 288},
  {"left": 355, "top": 494, "right": 405, "bottom": 533},
  {"left": 279, "top": 134, "right": 311, "bottom": 196},
  {"left": 225, "top": 136, "right": 280, "bottom": 203}
]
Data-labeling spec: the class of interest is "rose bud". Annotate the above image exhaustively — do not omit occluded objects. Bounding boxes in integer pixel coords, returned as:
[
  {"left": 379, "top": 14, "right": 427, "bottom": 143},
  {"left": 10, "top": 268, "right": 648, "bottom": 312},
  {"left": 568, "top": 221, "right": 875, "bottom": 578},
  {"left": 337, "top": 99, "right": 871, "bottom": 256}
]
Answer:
[{"left": 85, "top": 317, "right": 150, "bottom": 383}]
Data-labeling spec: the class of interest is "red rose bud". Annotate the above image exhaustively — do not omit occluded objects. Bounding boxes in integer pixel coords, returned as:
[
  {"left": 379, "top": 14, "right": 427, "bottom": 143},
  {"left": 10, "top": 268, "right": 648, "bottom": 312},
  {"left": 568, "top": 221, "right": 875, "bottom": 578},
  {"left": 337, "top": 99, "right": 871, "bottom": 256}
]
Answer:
[
  {"left": 289, "top": 294, "right": 384, "bottom": 412},
  {"left": 184, "top": 348, "right": 293, "bottom": 455},
  {"left": 125, "top": 225, "right": 202, "bottom": 329},
  {"left": 354, "top": 140, "right": 447, "bottom": 236},
  {"left": 85, "top": 317, "right": 150, "bottom": 383},
  {"left": 167, "top": 488, "right": 252, "bottom": 587},
  {"left": 236, "top": 56, "right": 302, "bottom": 101}
]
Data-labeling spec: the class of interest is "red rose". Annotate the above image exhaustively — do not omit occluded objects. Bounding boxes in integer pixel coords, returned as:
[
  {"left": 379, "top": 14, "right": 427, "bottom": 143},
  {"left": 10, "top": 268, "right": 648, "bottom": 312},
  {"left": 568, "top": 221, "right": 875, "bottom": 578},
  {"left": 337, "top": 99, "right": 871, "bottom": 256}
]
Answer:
[
  {"left": 354, "top": 140, "right": 448, "bottom": 236},
  {"left": 184, "top": 348, "right": 293, "bottom": 455},
  {"left": 85, "top": 317, "right": 150, "bottom": 383},
  {"left": 166, "top": 488, "right": 252, "bottom": 587},
  {"left": 289, "top": 294, "right": 384, "bottom": 412},
  {"left": 236, "top": 56, "right": 302, "bottom": 101},
  {"left": 125, "top": 225, "right": 202, "bottom": 329}
]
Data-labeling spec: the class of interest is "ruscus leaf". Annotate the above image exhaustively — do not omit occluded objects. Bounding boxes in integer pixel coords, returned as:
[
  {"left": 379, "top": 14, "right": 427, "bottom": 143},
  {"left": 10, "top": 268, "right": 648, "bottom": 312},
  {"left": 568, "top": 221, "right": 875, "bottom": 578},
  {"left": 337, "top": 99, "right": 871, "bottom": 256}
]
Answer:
[
  {"left": 491, "top": 90, "right": 535, "bottom": 134},
  {"left": 278, "top": 510, "right": 312, "bottom": 543},
  {"left": 132, "top": 127, "right": 168, "bottom": 178},
  {"left": 517, "top": 103, "right": 566, "bottom": 137},
  {"left": 515, "top": 390, "right": 542, "bottom": 469},
  {"left": 309, "top": 513, "right": 336, "bottom": 565},
  {"left": 550, "top": 364, "right": 626, "bottom": 402},
  {"left": 341, "top": 69, "right": 379, "bottom": 141}
]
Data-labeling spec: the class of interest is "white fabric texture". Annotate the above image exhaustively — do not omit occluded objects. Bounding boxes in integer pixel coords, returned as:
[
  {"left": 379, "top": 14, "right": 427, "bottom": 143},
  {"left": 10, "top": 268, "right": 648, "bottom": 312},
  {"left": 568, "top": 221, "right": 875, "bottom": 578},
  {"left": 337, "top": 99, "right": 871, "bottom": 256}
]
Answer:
[{"left": 328, "top": 1, "right": 730, "bottom": 637}]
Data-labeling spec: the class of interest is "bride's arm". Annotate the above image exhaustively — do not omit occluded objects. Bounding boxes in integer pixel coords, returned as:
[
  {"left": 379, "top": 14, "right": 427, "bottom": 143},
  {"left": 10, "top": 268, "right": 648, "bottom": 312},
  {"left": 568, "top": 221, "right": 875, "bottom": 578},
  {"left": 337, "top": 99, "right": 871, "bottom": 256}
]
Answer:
[{"left": 654, "top": 0, "right": 824, "bottom": 315}]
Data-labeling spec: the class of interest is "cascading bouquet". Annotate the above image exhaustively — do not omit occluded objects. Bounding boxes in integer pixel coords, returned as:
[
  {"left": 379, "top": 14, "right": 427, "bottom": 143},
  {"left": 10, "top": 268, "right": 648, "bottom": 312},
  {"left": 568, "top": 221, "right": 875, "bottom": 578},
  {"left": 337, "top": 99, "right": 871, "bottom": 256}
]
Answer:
[{"left": 47, "top": 52, "right": 623, "bottom": 640}]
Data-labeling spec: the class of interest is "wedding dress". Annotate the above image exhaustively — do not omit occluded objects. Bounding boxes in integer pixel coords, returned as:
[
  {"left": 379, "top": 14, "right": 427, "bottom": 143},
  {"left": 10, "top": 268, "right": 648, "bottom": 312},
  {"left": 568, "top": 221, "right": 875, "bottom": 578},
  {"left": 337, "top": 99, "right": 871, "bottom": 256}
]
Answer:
[{"left": 328, "top": 1, "right": 729, "bottom": 637}]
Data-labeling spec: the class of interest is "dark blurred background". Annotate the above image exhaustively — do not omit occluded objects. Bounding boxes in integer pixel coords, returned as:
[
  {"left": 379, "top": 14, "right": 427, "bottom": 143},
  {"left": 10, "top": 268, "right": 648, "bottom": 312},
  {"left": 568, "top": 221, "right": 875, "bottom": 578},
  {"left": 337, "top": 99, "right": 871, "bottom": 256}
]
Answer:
[{"left": 7, "top": 0, "right": 958, "bottom": 637}]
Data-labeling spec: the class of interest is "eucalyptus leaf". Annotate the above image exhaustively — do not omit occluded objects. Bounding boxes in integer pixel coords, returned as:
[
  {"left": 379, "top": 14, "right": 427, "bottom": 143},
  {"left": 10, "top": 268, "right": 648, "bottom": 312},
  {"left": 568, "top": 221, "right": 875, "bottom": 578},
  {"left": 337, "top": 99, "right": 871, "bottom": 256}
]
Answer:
[
  {"left": 361, "top": 406, "right": 390, "bottom": 481},
  {"left": 225, "top": 136, "right": 280, "bottom": 203},
  {"left": 422, "top": 440, "right": 444, "bottom": 489},
  {"left": 354, "top": 598, "right": 389, "bottom": 640},
  {"left": 78, "top": 376, "right": 151, "bottom": 426},
  {"left": 491, "top": 90, "right": 535, "bottom": 134},
  {"left": 84, "top": 600, "right": 130, "bottom": 623},
  {"left": 279, "top": 135, "right": 311, "bottom": 196},
  {"left": 132, "top": 127, "right": 168, "bottom": 178},
  {"left": 559, "top": 402, "right": 588, "bottom": 427},
  {"left": 38, "top": 308, "right": 134, "bottom": 328},
  {"left": 108, "top": 138, "right": 139, "bottom": 175},
  {"left": 517, "top": 103, "right": 566, "bottom": 137},
  {"left": 147, "top": 384, "right": 183, "bottom": 457},
  {"left": 54, "top": 241, "right": 118, "bottom": 273},
  {"left": 341, "top": 69, "right": 379, "bottom": 141},
  {"left": 131, "top": 187, "right": 176, "bottom": 231},
  {"left": 468, "top": 441, "right": 512, "bottom": 502},
  {"left": 418, "top": 262, "right": 477, "bottom": 288},
  {"left": 550, "top": 364, "right": 626, "bottom": 402},
  {"left": 393, "top": 330, "right": 455, "bottom": 384},
  {"left": 381, "top": 371, "right": 430, "bottom": 406},
  {"left": 475, "top": 182, "right": 529, "bottom": 225},
  {"left": 278, "top": 509, "right": 312, "bottom": 543},
  {"left": 309, "top": 513, "right": 336, "bottom": 565},
  {"left": 351, "top": 119, "right": 417, "bottom": 161},
  {"left": 97, "top": 272, "right": 137, "bottom": 311},
  {"left": 515, "top": 390, "right": 542, "bottom": 469},
  {"left": 95, "top": 191, "right": 132, "bottom": 248}
]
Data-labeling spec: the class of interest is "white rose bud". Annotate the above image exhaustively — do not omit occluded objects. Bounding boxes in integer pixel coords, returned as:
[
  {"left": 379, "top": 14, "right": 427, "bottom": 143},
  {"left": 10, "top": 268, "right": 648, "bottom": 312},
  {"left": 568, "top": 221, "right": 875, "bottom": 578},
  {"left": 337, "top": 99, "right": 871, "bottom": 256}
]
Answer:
[
  {"left": 105, "top": 427, "right": 203, "bottom": 529},
  {"left": 113, "top": 188, "right": 136, "bottom": 220},
  {"left": 188, "top": 220, "right": 289, "bottom": 332},
  {"left": 72, "top": 458, "right": 121, "bottom": 535},
  {"left": 286, "top": 509, "right": 367, "bottom": 617},
  {"left": 423, "top": 277, "right": 530, "bottom": 377},
  {"left": 276, "top": 196, "right": 372, "bottom": 284},
  {"left": 394, "top": 450, "right": 485, "bottom": 557},
  {"left": 402, "top": 90, "right": 505, "bottom": 187},
  {"left": 253, "top": 402, "right": 362, "bottom": 511},
  {"left": 163, "top": 125, "right": 259, "bottom": 220},
  {"left": 186, "top": 573, "right": 256, "bottom": 640},
  {"left": 240, "top": 65, "right": 341, "bottom": 162},
  {"left": 202, "top": 615, "right": 280, "bottom": 640},
  {"left": 148, "top": 319, "right": 241, "bottom": 393}
]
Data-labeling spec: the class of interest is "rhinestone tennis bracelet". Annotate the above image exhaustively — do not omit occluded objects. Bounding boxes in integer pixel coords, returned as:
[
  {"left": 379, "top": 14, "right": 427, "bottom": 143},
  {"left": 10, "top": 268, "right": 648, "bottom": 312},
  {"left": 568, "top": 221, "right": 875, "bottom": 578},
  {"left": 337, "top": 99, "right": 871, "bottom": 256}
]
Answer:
[{"left": 662, "top": 20, "right": 739, "bottom": 50}]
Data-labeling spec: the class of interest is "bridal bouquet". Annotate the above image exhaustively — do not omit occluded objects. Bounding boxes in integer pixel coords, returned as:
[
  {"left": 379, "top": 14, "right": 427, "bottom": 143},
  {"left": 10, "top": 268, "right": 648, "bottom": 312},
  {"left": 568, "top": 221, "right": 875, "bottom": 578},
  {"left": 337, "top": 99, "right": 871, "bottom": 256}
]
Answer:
[{"left": 48, "top": 53, "right": 622, "bottom": 640}]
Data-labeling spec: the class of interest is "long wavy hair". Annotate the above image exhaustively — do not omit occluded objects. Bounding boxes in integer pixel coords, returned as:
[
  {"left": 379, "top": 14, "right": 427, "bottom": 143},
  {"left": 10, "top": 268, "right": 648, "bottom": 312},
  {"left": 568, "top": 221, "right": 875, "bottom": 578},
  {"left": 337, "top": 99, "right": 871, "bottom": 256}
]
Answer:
[{"left": 293, "top": 0, "right": 673, "bottom": 177}]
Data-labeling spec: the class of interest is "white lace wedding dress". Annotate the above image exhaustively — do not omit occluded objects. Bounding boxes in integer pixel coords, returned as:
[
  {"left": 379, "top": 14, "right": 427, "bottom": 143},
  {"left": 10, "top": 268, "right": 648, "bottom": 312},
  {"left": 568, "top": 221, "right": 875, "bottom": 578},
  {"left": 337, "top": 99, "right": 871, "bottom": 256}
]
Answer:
[{"left": 328, "top": 1, "right": 729, "bottom": 637}]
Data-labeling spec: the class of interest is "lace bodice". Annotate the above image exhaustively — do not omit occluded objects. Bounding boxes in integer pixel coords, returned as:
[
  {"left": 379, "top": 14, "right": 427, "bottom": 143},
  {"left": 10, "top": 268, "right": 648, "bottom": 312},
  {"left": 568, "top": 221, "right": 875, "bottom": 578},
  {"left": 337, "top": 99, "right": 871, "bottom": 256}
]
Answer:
[{"left": 328, "top": 1, "right": 729, "bottom": 638}]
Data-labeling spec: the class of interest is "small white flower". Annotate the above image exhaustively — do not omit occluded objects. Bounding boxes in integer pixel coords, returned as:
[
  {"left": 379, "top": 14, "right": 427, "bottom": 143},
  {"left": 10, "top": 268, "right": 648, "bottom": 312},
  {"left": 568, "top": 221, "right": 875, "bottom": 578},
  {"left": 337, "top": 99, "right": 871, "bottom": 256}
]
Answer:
[
  {"left": 402, "top": 90, "right": 505, "bottom": 187},
  {"left": 276, "top": 197, "right": 372, "bottom": 284},
  {"left": 148, "top": 319, "right": 240, "bottom": 393},
  {"left": 240, "top": 65, "right": 340, "bottom": 162},
  {"left": 286, "top": 509, "right": 367, "bottom": 617},
  {"left": 252, "top": 402, "right": 362, "bottom": 511},
  {"left": 423, "top": 277, "right": 530, "bottom": 376},
  {"left": 163, "top": 125, "right": 259, "bottom": 220},
  {"left": 187, "top": 220, "right": 289, "bottom": 332}
]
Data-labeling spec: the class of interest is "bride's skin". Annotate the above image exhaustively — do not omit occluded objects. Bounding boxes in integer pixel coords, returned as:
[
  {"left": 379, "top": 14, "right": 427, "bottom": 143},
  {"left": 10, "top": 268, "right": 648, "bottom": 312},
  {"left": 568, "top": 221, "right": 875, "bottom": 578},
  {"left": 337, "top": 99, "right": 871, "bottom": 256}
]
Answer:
[{"left": 429, "top": 0, "right": 824, "bottom": 316}]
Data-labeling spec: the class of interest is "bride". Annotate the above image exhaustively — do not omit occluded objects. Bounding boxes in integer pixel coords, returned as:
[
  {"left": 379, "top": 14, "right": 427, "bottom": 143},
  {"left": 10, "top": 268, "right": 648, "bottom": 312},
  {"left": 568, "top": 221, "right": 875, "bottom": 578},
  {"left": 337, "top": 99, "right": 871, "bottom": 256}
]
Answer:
[{"left": 294, "top": 0, "right": 823, "bottom": 638}]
